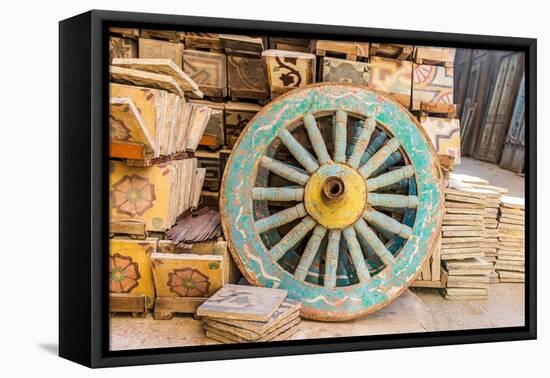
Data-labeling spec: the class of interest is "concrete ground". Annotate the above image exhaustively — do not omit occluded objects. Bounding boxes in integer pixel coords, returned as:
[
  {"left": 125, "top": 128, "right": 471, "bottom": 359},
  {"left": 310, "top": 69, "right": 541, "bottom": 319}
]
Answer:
[{"left": 110, "top": 157, "right": 526, "bottom": 351}]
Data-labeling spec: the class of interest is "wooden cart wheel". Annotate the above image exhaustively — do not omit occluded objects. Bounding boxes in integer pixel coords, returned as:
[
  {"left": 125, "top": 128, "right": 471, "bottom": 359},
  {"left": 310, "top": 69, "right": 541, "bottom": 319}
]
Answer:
[{"left": 221, "top": 84, "right": 443, "bottom": 321}]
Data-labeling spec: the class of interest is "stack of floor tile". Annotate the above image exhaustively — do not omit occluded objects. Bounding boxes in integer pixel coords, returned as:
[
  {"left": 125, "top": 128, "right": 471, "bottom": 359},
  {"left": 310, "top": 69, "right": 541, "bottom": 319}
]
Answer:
[
  {"left": 496, "top": 196, "right": 525, "bottom": 283},
  {"left": 441, "top": 182, "right": 493, "bottom": 300},
  {"left": 447, "top": 174, "right": 505, "bottom": 283},
  {"left": 197, "top": 284, "right": 301, "bottom": 343}
]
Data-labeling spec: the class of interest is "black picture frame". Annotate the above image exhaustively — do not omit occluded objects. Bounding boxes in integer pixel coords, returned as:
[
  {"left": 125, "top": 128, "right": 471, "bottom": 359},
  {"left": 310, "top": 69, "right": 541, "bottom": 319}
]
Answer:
[{"left": 59, "top": 9, "right": 537, "bottom": 368}]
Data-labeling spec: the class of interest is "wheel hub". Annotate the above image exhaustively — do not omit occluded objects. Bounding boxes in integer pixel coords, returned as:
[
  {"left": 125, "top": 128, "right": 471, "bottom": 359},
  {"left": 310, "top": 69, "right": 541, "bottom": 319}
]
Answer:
[{"left": 304, "top": 163, "right": 367, "bottom": 229}]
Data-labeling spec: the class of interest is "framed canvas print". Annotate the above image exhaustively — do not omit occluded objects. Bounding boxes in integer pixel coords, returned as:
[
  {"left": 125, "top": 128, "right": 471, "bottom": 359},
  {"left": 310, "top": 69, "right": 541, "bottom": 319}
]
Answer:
[{"left": 59, "top": 10, "right": 536, "bottom": 368}]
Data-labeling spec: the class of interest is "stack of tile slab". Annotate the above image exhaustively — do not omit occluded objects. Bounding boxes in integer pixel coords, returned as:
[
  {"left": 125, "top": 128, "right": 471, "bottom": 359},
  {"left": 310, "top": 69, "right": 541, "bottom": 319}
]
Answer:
[
  {"left": 447, "top": 174, "right": 507, "bottom": 283},
  {"left": 441, "top": 181, "right": 493, "bottom": 300},
  {"left": 197, "top": 284, "right": 301, "bottom": 343},
  {"left": 496, "top": 196, "right": 525, "bottom": 283}
]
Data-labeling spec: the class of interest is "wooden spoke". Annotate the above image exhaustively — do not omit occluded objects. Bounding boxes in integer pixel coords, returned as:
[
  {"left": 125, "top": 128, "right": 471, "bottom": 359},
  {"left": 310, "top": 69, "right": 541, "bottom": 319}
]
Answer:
[
  {"left": 294, "top": 225, "right": 327, "bottom": 281},
  {"left": 363, "top": 209, "right": 412, "bottom": 239},
  {"left": 354, "top": 218, "right": 395, "bottom": 266},
  {"left": 333, "top": 110, "right": 347, "bottom": 163},
  {"left": 346, "top": 119, "right": 365, "bottom": 158},
  {"left": 366, "top": 165, "right": 415, "bottom": 191},
  {"left": 347, "top": 117, "right": 376, "bottom": 169},
  {"left": 278, "top": 129, "right": 320, "bottom": 173},
  {"left": 343, "top": 226, "right": 371, "bottom": 282},
  {"left": 371, "top": 150, "right": 404, "bottom": 177},
  {"left": 360, "top": 132, "right": 387, "bottom": 166},
  {"left": 255, "top": 203, "right": 307, "bottom": 234},
  {"left": 358, "top": 138, "right": 401, "bottom": 179},
  {"left": 324, "top": 230, "right": 341, "bottom": 288},
  {"left": 303, "top": 112, "right": 331, "bottom": 164},
  {"left": 252, "top": 187, "right": 305, "bottom": 202},
  {"left": 269, "top": 216, "right": 317, "bottom": 261},
  {"left": 260, "top": 156, "right": 309, "bottom": 186},
  {"left": 368, "top": 193, "right": 418, "bottom": 209}
]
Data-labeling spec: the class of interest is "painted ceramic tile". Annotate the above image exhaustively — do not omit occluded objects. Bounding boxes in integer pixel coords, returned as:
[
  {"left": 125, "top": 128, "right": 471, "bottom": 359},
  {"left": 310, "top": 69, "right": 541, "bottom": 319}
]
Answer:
[
  {"left": 225, "top": 102, "right": 261, "bottom": 147},
  {"left": 109, "top": 36, "right": 137, "bottom": 63},
  {"left": 368, "top": 57, "right": 412, "bottom": 105},
  {"left": 110, "top": 83, "right": 166, "bottom": 157},
  {"left": 182, "top": 50, "right": 227, "bottom": 97},
  {"left": 412, "top": 64, "right": 454, "bottom": 109},
  {"left": 196, "top": 284, "right": 287, "bottom": 321},
  {"left": 262, "top": 50, "right": 316, "bottom": 97},
  {"left": 109, "top": 160, "right": 176, "bottom": 232},
  {"left": 151, "top": 253, "right": 224, "bottom": 298},
  {"left": 110, "top": 97, "right": 157, "bottom": 156},
  {"left": 320, "top": 57, "right": 371, "bottom": 86},
  {"left": 109, "top": 238, "right": 156, "bottom": 308},
  {"left": 227, "top": 55, "right": 269, "bottom": 100},
  {"left": 138, "top": 38, "right": 184, "bottom": 68},
  {"left": 421, "top": 116, "right": 461, "bottom": 164}
]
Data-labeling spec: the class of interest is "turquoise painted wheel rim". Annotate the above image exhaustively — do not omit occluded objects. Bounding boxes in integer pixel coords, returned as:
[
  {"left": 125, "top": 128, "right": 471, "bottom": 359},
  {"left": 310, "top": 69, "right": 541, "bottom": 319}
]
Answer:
[{"left": 221, "top": 84, "right": 443, "bottom": 321}]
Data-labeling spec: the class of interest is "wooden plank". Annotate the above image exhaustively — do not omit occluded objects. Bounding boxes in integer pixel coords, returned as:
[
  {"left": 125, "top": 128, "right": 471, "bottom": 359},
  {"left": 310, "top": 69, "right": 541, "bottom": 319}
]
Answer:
[
  {"left": 154, "top": 296, "right": 207, "bottom": 318},
  {"left": 196, "top": 284, "right": 287, "bottom": 321},
  {"left": 110, "top": 293, "right": 148, "bottom": 315},
  {"left": 110, "top": 219, "right": 146, "bottom": 238}
]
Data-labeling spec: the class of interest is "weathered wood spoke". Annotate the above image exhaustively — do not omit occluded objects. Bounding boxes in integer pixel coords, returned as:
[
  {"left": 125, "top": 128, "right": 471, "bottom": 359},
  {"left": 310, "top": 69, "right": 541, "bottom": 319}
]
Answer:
[
  {"left": 346, "top": 119, "right": 365, "bottom": 158},
  {"left": 303, "top": 112, "right": 331, "bottom": 164},
  {"left": 324, "top": 230, "right": 341, "bottom": 288},
  {"left": 371, "top": 150, "right": 403, "bottom": 177},
  {"left": 278, "top": 129, "right": 319, "bottom": 173},
  {"left": 294, "top": 225, "right": 327, "bottom": 281},
  {"left": 333, "top": 110, "right": 347, "bottom": 163},
  {"left": 269, "top": 216, "right": 317, "bottom": 261},
  {"left": 260, "top": 156, "right": 309, "bottom": 186},
  {"left": 368, "top": 193, "right": 418, "bottom": 209},
  {"left": 363, "top": 209, "right": 412, "bottom": 239},
  {"left": 348, "top": 117, "right": 376, "bottom": 169},
  {"left": 358, "top": 138, "right": 401, "bottom": 179},
  {"left": 252, "top": 187, "right": 304, "bottom": 202},
  {"left": 360, "top": 132, "right": 387, "bottom": 166},
  {"left": 366, "top": 165, "right": 415, "bottom": 191},
  {"left": 354, "top": 218, "right": 395, "bottom": 266},
  {"left": 255, "top": 203, "right": 307, "bottom": 234},
  {"left": 343, "top": 226, "right": 371, "bottom": 282}
]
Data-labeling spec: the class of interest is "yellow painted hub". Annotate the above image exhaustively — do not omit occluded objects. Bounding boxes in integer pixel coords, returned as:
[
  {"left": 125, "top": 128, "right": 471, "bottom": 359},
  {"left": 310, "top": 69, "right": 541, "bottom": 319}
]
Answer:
[{"left": 304, "top": 163, "right": 367, "bottom": 229}]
